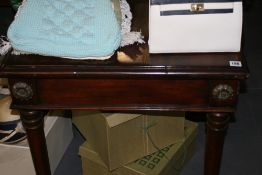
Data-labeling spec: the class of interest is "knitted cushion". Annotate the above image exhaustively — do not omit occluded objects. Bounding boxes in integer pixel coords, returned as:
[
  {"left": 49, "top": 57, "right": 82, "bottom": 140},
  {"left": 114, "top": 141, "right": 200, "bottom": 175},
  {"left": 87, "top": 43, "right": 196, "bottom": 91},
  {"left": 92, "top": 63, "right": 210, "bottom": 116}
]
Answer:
[
  {"left": 112, "top": 0, "right": 122, "bottom": 26},
  {"left": 8, "top": 0, "right": 121, "bottom": 58}
]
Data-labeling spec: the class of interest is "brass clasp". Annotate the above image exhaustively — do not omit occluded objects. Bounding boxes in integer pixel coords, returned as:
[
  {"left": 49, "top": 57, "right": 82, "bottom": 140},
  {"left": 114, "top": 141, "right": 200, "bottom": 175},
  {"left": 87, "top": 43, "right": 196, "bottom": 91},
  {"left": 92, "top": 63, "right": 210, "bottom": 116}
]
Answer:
[{"left": 191, "top": 3, "right": 205, "bottom": 12}]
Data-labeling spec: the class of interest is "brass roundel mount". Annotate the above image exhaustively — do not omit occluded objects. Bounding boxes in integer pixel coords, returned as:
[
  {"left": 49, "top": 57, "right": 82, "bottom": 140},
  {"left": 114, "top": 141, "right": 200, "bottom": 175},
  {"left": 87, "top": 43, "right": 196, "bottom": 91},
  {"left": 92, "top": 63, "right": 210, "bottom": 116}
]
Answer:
[
  {"left": 212, "top": 84, "right": 234, "bottom": 101},
  {"left": 12, "top": 82, "right": 33, "bottom": 101}
]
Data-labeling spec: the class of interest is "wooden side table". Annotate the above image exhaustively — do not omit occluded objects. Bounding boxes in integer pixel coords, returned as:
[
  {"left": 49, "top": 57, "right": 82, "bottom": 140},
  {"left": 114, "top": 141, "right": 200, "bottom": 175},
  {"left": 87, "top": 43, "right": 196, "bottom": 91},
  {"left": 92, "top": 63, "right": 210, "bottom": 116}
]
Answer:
[{"left": 0, "top": 1, "right": 249, "bottom": 175}]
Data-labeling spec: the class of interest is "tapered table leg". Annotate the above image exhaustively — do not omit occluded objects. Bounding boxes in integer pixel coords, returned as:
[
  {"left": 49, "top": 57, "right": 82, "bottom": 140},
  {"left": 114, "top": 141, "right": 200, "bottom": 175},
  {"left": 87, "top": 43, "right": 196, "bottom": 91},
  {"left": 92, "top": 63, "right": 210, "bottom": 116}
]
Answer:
[
  {"left": 20, "top": 110, "right": 51, "bottom": 175},
  {"left": 204, "top": 112, "right": 230, "bottom": 175}
]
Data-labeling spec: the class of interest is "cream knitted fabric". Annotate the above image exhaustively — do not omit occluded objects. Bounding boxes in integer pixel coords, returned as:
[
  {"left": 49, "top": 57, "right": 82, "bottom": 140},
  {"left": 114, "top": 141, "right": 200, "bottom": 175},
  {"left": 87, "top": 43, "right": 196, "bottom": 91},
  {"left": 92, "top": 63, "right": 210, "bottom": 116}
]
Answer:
[
  {"left": 0, "top": 36, "right": 11, "bottom": 56},
  {"left": 120, "top": 0, "right": 145, "bottom": 47}
]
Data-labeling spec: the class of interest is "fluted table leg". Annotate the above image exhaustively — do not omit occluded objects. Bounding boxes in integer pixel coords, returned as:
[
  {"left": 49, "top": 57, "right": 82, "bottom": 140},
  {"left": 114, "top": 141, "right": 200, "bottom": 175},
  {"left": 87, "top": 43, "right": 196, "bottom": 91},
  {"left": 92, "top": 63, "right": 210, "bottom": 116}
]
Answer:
[
  {"left": 204, "top": 112, "right": 231, "bottom": 175},
  {"left": 20, "top": 110, "right": 51, "bottom": 175}
]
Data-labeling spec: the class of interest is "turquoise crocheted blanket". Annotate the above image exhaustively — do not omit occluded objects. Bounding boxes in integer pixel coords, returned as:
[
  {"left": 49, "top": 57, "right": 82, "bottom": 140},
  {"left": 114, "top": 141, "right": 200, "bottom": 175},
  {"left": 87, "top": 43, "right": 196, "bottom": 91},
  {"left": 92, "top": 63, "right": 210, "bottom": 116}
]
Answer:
[{"left": 8, "top": 0, "right": 121, "bottom": 58}]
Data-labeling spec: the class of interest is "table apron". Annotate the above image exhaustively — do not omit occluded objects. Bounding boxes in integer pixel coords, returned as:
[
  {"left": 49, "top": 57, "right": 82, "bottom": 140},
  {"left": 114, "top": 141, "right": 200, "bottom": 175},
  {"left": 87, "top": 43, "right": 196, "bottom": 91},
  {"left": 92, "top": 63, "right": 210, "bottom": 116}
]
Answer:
[{"left": 8, "top": 78, "right": 239, "bottom": 111}]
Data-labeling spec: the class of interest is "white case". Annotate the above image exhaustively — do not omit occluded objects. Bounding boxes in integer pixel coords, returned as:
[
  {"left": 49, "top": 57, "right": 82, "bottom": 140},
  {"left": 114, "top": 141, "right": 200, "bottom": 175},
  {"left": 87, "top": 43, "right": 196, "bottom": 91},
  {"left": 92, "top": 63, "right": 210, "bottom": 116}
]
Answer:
[{"left": 149, "top": 0, "right": 243, "bottom": 53}]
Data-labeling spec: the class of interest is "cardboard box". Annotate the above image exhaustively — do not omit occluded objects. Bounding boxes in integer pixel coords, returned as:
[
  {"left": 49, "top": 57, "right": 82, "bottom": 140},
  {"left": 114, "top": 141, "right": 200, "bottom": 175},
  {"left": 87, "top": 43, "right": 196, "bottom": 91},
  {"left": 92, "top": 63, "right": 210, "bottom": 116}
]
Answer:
[
  {"left": 79, "top": 120, "right": 198, "bottom": 175},
  {"left": 73, "top": 111, "right": 185, "bottom": 170},
  {"left": 0, "top": 111, "right": 73, "bottom": 175}
]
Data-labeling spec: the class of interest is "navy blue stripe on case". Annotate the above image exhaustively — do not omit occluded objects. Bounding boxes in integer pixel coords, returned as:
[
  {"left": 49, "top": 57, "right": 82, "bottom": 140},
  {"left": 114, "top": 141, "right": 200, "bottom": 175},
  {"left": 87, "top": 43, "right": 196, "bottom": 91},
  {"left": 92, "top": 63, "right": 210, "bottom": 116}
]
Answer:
[
  {"left": 151, "top": 0, "right": 242, "bottom": 5},
  {"left": 160, "top": 8, "right": 233, "bottom": 15},
  {"left": 0, "top": 119, "right": 20, "bottom": 130}
]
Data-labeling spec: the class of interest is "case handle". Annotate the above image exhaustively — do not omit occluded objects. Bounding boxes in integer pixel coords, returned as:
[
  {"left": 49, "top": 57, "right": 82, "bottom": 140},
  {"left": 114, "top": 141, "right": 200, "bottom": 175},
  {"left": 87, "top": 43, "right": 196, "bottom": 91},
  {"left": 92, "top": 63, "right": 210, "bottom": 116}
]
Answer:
[{"left": 191, "top": 3, "right": 205, "bottom": 12}]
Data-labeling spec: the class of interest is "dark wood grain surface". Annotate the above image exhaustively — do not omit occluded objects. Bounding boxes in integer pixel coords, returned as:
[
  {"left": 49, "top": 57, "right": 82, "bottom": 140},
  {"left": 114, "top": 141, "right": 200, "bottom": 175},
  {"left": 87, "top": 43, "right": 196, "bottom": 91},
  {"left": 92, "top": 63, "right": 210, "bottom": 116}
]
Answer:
[{"left": 0, "top": 0, "right": 248, "bottom": 113}]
